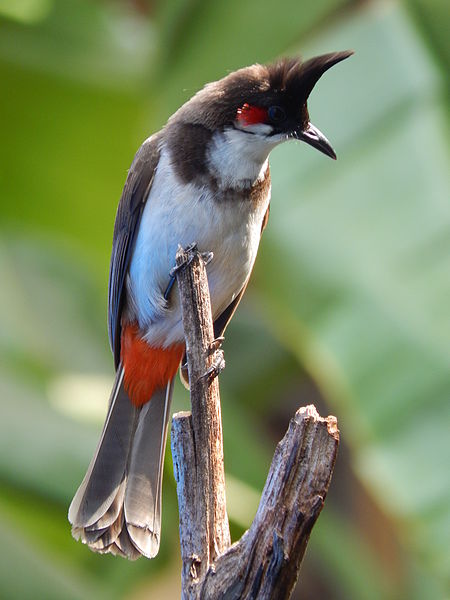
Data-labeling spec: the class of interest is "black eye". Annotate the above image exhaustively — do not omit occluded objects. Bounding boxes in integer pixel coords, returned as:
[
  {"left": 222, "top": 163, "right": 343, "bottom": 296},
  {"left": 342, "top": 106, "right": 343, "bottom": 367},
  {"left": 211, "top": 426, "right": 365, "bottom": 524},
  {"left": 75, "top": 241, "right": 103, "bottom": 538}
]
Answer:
[{"left": 268, "top": 105, "right": 286, "bottom": 123}]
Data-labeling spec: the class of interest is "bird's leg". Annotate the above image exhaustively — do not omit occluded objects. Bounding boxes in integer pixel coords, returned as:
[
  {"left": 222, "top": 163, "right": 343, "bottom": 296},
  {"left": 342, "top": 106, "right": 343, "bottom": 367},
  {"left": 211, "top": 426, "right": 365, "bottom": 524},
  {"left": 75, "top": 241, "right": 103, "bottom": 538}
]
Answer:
[{"left": 163, "top": 274, "right": 176, "bottom": 301}]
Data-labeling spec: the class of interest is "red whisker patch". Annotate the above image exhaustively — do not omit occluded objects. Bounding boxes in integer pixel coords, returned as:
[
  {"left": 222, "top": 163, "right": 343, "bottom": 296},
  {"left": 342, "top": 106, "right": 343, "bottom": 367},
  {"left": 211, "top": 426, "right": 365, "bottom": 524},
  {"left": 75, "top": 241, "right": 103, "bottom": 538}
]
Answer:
[{"left": 236, "top": 103, "right": 268, "bottom": 126}]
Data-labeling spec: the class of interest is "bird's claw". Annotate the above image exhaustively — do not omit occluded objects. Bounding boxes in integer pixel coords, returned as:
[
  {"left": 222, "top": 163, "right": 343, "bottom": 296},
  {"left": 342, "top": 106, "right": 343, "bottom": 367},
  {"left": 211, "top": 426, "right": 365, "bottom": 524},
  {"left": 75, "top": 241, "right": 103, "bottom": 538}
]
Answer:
[
  {"left": 201, "top": 348, "right": 225, "bottom": 381},
  {"left": 209, "top": 336, "right": 225, "bottom": 353},
  {"left": 200, "top": 251, "right": 214, "bottom": 266},
  {"left": 166, "top": 245, "right": 213, "bottom": 299},
  {"left": 170, "top": 243, "right": 213, "bottom": 276}
]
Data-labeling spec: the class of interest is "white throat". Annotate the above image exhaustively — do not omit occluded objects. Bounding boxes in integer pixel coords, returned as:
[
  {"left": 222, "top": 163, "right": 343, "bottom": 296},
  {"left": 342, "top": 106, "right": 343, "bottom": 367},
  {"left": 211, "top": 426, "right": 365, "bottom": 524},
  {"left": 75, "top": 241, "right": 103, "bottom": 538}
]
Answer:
[{"left": 207, "top": 127, "right": 277, "bottom": 189}]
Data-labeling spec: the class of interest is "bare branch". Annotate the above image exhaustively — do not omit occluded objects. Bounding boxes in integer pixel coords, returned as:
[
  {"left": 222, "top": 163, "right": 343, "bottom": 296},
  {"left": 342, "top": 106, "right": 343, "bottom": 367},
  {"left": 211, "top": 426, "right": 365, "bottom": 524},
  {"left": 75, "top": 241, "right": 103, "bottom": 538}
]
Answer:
[
  {"left": 202, "top": 405, "right": 339, "bottom": 599},
  {"left": 171, "top": 245, "right": 339, "bottom": 599},
  {"left": 171, "top": 245, "right": 230, "bottom": 595}
]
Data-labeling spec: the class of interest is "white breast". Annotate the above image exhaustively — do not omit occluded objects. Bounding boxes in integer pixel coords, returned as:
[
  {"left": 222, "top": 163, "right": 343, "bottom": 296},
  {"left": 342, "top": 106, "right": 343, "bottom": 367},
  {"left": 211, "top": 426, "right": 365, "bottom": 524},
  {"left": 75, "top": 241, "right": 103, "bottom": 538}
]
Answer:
[{"left": 127, "top": 146, "right": 271, "bottom": 348}]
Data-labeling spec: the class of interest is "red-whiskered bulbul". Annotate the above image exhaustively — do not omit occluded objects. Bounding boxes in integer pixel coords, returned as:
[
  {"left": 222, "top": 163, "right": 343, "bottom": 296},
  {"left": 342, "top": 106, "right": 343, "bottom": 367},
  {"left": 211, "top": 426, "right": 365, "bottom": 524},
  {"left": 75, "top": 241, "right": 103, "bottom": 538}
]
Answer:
[{"left": 69, "top": 51, "right": 353, "bottom": 559}]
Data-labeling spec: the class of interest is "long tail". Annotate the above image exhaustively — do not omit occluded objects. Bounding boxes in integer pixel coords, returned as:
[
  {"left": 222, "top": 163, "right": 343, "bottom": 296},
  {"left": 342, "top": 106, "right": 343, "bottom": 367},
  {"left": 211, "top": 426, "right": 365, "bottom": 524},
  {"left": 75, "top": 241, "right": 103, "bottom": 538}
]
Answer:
[{"left": 68, "top": 365, "right": 173, "bottom": 559}]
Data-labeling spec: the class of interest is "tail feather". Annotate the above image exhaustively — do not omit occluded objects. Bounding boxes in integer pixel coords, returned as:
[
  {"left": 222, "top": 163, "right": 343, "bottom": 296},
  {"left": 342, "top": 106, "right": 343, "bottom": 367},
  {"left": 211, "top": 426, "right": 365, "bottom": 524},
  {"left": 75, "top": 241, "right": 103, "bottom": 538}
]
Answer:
[
  {"left": 68, "top": 365, "right": 174, "bottom": 559},
  {"left": 85, "top": 516, "right": 122, "bottom": 550},
  {"left": 113, "top": 528, "right": 141, "bottom": 560},
  {"left": 86, "top": 479, "right": 127, "bottom": 533},
  {"left": 124, "top": 380, "right": 173, "bottom": 557},
  {"left": 124, "top": 383, "right": 173, "bottom": 557},
  {"left": 69, "top": 368, "right": 137, "bottom": 528},
  {"left": 81, "top": 482, "right": 126, "bottom": 549}
]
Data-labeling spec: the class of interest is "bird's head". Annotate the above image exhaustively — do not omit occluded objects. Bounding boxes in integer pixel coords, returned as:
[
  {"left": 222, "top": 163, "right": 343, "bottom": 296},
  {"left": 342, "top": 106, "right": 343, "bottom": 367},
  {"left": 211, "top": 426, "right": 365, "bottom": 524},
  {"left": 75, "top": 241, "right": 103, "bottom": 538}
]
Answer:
[{"left": 174, "top": 51, "right": 353, "bottom": 161}]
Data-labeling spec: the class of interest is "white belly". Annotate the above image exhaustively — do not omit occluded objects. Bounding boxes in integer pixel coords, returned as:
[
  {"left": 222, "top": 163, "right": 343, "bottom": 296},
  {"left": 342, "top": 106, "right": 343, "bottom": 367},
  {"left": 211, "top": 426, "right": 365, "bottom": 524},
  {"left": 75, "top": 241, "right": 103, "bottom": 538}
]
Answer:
[{"left": 127, "top": 148, "right": 270, "bottom": 347}]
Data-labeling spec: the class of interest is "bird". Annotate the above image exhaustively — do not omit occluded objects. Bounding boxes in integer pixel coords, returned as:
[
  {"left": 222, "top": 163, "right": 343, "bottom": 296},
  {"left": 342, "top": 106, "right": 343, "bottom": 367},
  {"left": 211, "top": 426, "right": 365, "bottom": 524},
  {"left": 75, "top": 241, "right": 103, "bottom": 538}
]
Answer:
[{"left": 68, "top": 50, "right": 353, "bottom": 560}]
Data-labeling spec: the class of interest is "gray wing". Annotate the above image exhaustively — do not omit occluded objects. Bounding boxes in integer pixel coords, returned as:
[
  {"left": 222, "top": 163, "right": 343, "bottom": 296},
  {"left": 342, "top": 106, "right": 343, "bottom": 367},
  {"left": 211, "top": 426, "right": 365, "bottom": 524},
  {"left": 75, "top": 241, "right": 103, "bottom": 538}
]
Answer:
[{"left": 108, "top": 134, "right": 162, "bottom": 368}]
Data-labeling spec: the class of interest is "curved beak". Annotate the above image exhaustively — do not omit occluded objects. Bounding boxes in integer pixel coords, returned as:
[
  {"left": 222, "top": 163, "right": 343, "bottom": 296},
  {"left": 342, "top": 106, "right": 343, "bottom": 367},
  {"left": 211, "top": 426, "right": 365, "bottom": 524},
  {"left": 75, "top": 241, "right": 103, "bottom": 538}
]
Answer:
[{"left": 299, "top": 123, "right": 336, "bottom": 160}]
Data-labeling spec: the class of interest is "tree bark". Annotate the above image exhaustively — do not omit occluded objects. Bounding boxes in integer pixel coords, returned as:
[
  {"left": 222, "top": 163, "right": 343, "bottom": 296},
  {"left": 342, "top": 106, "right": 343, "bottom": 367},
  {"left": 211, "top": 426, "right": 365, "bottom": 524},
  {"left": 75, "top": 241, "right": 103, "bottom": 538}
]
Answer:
[
  {"left": 171, "top": 244, "right": 230, "bottom": 598},
  {"left": 171, "top": 245, "right": 339, "bottom": 599}
]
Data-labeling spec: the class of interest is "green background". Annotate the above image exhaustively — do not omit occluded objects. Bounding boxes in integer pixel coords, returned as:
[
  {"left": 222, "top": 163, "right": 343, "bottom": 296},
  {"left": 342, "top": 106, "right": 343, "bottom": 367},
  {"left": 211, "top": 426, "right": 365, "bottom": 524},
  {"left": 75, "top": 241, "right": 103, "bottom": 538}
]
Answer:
[{"left": 0, "top": 0, "right": 449, "bottom": 598}]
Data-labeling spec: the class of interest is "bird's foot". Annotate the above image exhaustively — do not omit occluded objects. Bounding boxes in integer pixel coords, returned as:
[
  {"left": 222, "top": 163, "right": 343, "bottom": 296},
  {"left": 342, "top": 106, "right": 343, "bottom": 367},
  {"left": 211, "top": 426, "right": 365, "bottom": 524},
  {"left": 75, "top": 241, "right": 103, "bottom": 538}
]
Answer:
[
  {"left": 183, "top": 242, "right": 214, "bottom": 267},
  {"left": 202, "top": 341, "right": 225, "bottom": 381},
  {"left": 209, "top": 336, "right": 225, "bottom": 352},
  {"left": 172, "top": 243, "right": 213, "bottom": 275},
  {"left": 165, "top": 244, "right": 213, "bottom": 300}
]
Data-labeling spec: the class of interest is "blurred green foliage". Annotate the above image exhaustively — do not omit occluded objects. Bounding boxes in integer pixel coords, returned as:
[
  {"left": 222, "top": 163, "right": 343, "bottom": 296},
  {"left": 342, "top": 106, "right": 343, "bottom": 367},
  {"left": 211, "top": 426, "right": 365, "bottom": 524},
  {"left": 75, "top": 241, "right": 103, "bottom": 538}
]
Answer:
[{"left": 0, "top": 0, "right": 449, "bottom": 598}]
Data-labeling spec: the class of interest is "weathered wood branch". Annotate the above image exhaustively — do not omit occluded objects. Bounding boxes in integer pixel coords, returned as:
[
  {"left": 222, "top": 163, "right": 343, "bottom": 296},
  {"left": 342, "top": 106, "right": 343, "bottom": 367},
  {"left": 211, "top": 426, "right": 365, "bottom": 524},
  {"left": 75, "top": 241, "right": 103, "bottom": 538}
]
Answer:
[
  {"left": 171, "top": 245, "right": 339, "bottom": 599},
  {"left": 201, "top": 405, "right": 339, "bottom": 599},
  {"left": 172, "top": 244, "right": 230, "bottom": 596}
]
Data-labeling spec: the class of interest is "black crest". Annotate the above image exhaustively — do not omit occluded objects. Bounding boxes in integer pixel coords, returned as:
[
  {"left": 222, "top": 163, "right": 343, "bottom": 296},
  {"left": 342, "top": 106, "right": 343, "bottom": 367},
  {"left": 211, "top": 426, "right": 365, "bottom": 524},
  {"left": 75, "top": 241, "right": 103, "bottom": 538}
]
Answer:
[
  {"left": 266, "top": 51, "right": 353, "bottom": 101},
  {"left": 170, "top": 50, "right": 353, "bottom": 132}
]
